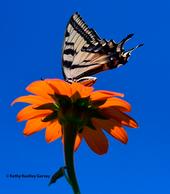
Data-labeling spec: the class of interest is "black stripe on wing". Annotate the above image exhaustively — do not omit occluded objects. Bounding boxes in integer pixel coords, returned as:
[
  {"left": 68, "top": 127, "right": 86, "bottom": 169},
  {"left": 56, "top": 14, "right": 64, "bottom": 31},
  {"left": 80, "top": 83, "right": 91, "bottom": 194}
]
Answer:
[
  {"left": 62, "top": 12, "right": 102, "bottom": 81},
  {"left": 63, "top": 61, "right": 72, "bottom": 68},
  {"left": 72, "top": 63, "right": 107, "bottom": 80},
  {"left": 70, "top": 12, "right": 101, "bottom": 44},
  {"left": 63, "top": 49, "right": 75, "bottom": 55}
]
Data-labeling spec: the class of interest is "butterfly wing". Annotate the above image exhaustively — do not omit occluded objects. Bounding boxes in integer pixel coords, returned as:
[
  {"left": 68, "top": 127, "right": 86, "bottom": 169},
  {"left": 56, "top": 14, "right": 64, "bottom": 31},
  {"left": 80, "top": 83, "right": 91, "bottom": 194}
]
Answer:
[
  {"left": 62, "top": 12, "right": 111, "bottom": 83},
  {"left": 62, "top": 12, "right": 143, "bottom": 84}
]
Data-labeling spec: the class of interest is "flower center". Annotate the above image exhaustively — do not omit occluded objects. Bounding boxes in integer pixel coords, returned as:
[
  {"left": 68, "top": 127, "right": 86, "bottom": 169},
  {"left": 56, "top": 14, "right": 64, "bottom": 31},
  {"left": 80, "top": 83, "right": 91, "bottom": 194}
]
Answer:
[{"left": 34, "top": 93, "right": 106, "bottom": 132}]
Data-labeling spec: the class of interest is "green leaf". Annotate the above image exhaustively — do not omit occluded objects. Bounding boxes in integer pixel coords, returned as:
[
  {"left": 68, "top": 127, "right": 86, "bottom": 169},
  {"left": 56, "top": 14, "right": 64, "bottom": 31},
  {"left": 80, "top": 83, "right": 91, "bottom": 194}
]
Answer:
[
  {"left": 75, "top": 97, "right": 90, "bottom": 107},
  {"left": 42, "top": 111, "right": 58, "bottom": 122},
  {"left": 50, "top": 93, "right": 71, "bottom": 104},
  {"left": 90, "top": 109, "right": 107, "bottom": 120},
  {"left": 48, "top": 167, "right": 65, "bottom": 186},
  {"left": 91, "top": 99, "right": 107, "bottom": 107},
  {"left": 34, "top": 103, "right": 56, "bottom": 110},
  {"left": 53, "top": 94, "right": 72, "bottom": 108},
  {"left": 54, "top": 93, "right": 71, "bottom": 102}
]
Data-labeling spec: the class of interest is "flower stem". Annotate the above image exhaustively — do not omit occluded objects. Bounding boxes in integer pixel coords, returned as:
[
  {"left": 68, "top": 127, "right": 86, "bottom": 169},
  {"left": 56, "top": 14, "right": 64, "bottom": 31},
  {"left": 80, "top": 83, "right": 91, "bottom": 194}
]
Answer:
[{"left": 63, "top": 123, "right": 81, "bottom": 194}]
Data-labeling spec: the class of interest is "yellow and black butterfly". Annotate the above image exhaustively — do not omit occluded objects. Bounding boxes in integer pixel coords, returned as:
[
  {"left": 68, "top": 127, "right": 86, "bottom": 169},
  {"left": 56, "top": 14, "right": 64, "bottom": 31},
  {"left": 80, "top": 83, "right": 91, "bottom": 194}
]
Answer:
[{"left": 62, "top": 12, "right": 143, "bottom": 86}]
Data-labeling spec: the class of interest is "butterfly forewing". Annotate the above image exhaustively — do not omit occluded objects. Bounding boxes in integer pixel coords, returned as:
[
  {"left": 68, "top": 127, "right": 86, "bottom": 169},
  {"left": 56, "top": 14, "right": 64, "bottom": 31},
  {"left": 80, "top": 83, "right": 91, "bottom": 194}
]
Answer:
[{"left": 62, "top": 12, "right": 111, "bottom": 82}]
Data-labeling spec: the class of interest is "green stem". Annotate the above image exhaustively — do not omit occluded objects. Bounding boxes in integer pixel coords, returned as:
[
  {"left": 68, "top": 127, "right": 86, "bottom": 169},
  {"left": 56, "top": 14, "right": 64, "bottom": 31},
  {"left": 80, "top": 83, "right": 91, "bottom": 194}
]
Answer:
[{"left": 63, "top": 123, "right": 81, "bottom": 194}]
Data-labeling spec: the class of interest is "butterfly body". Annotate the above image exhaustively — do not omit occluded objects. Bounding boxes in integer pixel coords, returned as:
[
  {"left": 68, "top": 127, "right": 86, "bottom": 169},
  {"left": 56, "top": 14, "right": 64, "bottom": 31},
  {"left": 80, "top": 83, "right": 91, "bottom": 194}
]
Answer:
[{"left": 62, "top": 12, "right": 143, "bottom": 85}]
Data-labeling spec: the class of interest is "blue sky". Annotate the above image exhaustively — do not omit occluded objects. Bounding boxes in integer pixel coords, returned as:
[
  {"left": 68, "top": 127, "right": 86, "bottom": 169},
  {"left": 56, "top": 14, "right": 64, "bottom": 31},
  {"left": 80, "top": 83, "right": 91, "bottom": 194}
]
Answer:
[{"left": 1, "top": 0, "right": 170, "bottom": 193}]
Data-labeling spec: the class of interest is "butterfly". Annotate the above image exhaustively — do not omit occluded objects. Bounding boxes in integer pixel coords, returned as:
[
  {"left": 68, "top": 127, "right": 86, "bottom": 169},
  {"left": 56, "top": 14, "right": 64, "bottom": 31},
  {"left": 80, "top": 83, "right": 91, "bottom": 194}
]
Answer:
[{"left": 62, "top": 12, "right": 143, "bottom": 86}]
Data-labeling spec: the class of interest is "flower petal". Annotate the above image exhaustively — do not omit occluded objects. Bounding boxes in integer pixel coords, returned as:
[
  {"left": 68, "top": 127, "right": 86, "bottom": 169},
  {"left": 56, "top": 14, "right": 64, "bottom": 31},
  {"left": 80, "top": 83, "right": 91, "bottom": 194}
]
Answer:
[
  {"left": 17, "top": 105, "right": 52, "bottom": 122},
  {"left": 74, "top": 133, "right": 83, "bottom": 151},
  {"left": 80, "top": 79, "right": 96, "bottom": 86},
  {"left": 46, "top": 79, "right": 72, "bottom": 96},
  {"left": 83, "top": 126, "right": 108, "bottom": 155},
  {"left": 45, "top": 120, "right": 62, "bottom": 143},
  {"left": 11, "top": 95, "right": 53, "bottom": 106},
  {"left": 98, "top": 90, "right": 124, "bottom": 97},
  {"left": 26, "top": 80, "right": 54, "bottom": 99},
  {"left": 102, "top": 108, "right": 138, "bottom": 128},
  {"left": 92, "top": 118, "right": 128, "bottom": 144},
  {"left": 108, "top": 126, "right": 128, "bottom": 144},
  {"left": 90, "top": 90, "right": 124, "bottom": 101},
  {"left": 23, "top": 117, "right": 50, "bottom": 135},
  {"left": 71, "top": 82, "right": 93, "bottom": 98},
  {"left": 99, "top": 98, "right": 131, "bottom": 112},
  {"left": 92, "top": 118, "right": 119, "bottom": 130}
]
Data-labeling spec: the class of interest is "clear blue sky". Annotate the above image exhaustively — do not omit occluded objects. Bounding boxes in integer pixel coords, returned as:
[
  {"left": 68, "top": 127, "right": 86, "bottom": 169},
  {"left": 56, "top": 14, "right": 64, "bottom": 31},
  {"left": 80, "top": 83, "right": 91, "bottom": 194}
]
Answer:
[{"left": 1, "top": 0, "right": 170, "bottom": 194}]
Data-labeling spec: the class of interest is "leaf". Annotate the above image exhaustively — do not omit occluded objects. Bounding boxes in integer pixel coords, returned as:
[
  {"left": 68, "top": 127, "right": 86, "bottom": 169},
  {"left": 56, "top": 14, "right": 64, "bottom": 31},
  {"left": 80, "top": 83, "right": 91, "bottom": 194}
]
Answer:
[
  {"left": 89, "top": 108, "right": 107, "bottom": 120},
  {"left": 42, "top": 112, "right": 58, "bottom": 122},
  {"left": 91, "top": 99, "right": 107, "bottom": 107},
  {"left": 34, "top": 103, "right": 56, "bottom": 110},
  {"left": 48, "top": 167, "right": 65, "bottom": 186}
]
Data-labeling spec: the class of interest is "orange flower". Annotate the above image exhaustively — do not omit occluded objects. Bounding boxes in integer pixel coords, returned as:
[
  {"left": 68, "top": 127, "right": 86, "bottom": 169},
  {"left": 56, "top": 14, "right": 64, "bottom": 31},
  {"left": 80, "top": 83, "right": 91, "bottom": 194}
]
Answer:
[
  {"left": 12, "top": 78, "right": 138, "bottom": 154},
  {"left": 12, "top": 79, "right": 138, "bottom": 194}
]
